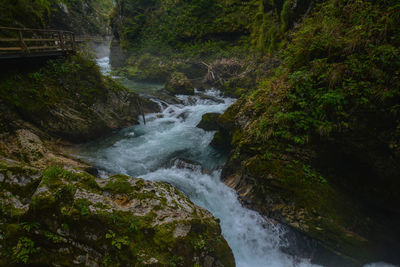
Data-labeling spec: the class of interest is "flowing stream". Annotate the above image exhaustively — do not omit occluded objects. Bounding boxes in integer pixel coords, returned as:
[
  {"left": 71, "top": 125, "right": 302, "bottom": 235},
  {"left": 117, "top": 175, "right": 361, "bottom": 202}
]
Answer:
[{"left": 78, "top": 55, "right": 396, "bottom": 267}]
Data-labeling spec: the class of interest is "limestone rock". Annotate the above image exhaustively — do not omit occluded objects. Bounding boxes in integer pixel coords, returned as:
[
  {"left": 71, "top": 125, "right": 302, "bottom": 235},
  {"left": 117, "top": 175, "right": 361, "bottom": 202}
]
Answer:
[{"left": 0, "top": 162, "right": 235, "bottom": 267}]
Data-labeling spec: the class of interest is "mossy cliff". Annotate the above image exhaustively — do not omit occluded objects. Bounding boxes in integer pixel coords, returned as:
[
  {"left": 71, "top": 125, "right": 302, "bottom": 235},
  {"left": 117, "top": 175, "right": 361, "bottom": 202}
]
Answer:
[
  {"left": 48, "top": 0, "right": 114, "bottom": 36},
  {"left": 0, "top": 162, "right": 234, "bottom": 266},
  {"left": 0, "top": 54, "right": 157, "bottom": 144},
  {"left": 206, "top": 0, "right": 400, "bottom": 265}
]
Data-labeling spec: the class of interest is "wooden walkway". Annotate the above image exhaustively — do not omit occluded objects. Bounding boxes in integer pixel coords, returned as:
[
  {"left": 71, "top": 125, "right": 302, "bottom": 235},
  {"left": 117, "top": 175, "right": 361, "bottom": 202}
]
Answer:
[
  {"left": 0, "top": 27, "right": 77, "bottom": 59},
  {"left": 0, "top": 27, "right": 110, "bottom": 60}
]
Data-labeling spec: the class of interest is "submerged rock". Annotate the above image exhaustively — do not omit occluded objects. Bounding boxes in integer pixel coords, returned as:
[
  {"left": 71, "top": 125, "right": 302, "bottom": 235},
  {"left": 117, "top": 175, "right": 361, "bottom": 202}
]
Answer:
[
  {"left": 0, "top": 162, "right": 235, "bottom": 266},
  {"left": 165, "top": 72, "right": 194, "bottom": 95}
]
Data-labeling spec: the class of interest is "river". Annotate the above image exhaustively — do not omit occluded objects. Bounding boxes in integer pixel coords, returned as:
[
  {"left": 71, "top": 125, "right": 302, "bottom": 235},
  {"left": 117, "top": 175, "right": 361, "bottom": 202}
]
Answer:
[{"left": 76, "top": 54, "right": 395, "bottom": 267}]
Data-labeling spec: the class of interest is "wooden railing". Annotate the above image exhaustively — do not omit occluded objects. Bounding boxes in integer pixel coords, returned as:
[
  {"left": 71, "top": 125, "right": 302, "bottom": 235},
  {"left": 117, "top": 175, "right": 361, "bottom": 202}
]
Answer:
[
  {"left": 75, "top": 35, "right": 110, "bottom": 43},
  {"left": 0, "top": 27, "right": 75, "bottom": 58}
]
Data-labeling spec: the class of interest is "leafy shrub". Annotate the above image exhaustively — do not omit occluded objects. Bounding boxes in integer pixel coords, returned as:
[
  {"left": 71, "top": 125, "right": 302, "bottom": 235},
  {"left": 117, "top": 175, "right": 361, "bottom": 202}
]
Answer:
[{"left": 11, "top": 237, "right": 37, "bottom": 263}]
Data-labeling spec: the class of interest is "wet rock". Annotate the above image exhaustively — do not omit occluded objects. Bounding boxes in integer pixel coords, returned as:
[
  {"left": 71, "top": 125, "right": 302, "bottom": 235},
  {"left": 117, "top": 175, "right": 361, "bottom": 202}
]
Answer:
[
  {"left": 165, "top": 72, "right": 194, "bottom": 95},
  {"left": 197, "top": 113, "right": 221, "bottom": 131},
  {"left": 197, "top": 93, "right": 225, "bottom": 104},
  {"left": 171, "top": 158, "right": 202, "bottom": 172},
  {"left": 15, "top": 129, "right": 46, "bottom": 162},
  {"left": 84, "top": 166, "right": 99, "bottom": 177},
  {"left": 177, "top": 111, "right": 190, "bottom": 120}
]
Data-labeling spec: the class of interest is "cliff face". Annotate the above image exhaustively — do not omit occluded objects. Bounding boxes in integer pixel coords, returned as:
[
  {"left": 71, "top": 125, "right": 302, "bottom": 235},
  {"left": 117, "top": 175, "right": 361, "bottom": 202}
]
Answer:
[
  {"left": 0, "top": 0, "right": 112, "bottom": 35},
  {"left": 206, "top": 0, "right": 400, "bottom": 265},
  {"left": 48, "top": 0, "right": 114, "bottom": 35}
]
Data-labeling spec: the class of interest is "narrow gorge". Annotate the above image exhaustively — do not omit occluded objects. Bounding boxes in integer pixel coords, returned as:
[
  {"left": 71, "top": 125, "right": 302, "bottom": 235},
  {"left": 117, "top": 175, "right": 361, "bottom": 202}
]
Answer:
[{"left": 0, "top": 0, "right": 399, "bottom": 266}]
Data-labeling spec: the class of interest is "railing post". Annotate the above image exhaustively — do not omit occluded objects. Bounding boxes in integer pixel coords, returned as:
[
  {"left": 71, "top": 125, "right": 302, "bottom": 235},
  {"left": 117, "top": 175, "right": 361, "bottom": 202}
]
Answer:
[
  {"left": 58, "top": 31, "right": 65, "bottom": 51},
  {"left": 18, "top": 30, "right": 28, "bottom": 53},
  {"left": 72, "top": 33, "right": 75, "bottom": 52}
]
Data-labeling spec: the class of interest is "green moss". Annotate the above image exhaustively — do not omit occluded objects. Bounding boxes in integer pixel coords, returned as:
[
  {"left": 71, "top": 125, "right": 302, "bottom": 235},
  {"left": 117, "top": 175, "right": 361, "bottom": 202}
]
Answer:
[
  {"left": 74, "top": 198, "right": 92, "bottom": 217},
  {"left": 104, "top": 175, "right": 133, "bottom": 194},
  {"left": 42, "top": 166, "right": 77, "bottom": 187},
  {"left": 197, "top": 113, "right": 220, "bottom": 131},
  {"left": 153, "top": 224, "right": 175, "bottom": 250}
]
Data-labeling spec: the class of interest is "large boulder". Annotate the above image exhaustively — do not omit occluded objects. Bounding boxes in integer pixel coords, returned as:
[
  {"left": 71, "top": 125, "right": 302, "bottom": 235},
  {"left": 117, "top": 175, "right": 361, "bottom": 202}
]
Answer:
[
  {"left": 165, "top": 72, "right": 194, "bottom": 95},
  {"left": 0, "top": 162, "right": 235, "bottom": 266}
]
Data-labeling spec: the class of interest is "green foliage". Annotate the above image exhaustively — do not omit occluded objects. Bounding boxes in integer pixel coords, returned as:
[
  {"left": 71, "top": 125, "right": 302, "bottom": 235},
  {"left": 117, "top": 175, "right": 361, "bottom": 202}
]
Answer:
[
  {"left": 44, "top": 231, "right": 64, "bottom": 243},
  {"left": 11, "top": 237, "right": 37, "bottom": 264},
  {"left": 193, "top": 234, "right": 206, "bottom": 250},
  {"left": 128, "top": 219, "right": 138, "bottom": 233},
  {"left": 302, "top": 164, "right": 327, "bottom": 184},
  {"left": 228, "top": 0, "right": 400, "bottom": 223},
  {"left": 21, "top": 222, "right": 40, "bottom": 233},
  {"left": 280, "top": 0, "right": 295, "bottom": 33},
  {"left": 105, "top": 230, "right": 130, "bottom": 250},
  {"left": 112, "top": 0, "right": 259, "bottom": 59},
  {"left": 75, "top": 199, "right": 91, "bottom": 217},
  {"left": 251, "top": 0, "right": 400, "bottom": 149},
  {"left": 42, "top": 166, "right": 77, "bottom": 189},
  {"left": 168, "top": 255, "right": 184, "bottom": 267},
  {"left": 0, "top": 54, "right": 105, "bottom": 118}
]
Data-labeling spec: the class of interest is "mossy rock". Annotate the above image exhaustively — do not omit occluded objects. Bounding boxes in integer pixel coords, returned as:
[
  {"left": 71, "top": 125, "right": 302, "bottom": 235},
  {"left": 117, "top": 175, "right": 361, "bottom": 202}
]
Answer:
[
  {"left": 0, "top": 162, "right": 235, "bottom": 266},
  {"left": 165, "top": 72, "right": 194, "bottom": 95},
  {"left": 197, "top": 113, "right": 220, "bottom": 131}
]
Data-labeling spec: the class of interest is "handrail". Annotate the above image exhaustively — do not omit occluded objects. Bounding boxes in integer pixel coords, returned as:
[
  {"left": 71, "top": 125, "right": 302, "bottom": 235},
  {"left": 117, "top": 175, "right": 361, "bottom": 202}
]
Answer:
[
  {"left": 0, "top": 26, "right": 74, "bottom": 34},
  {"left": 0, "top": 27, "right": 110, "bottom": 59},
  {"left": 0, "top": 27, "right": 75, "bottom": 57}
]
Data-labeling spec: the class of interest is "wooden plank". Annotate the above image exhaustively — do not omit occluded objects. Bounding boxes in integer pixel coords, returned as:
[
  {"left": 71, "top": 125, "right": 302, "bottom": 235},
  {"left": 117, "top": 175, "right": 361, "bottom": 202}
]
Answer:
[
  {"left": 24, "top": 38, "right": 57, "bottom": 42},
  {"left": 27, "top": 46, "right": 60, "bottom": 50},
  {"left": 0, "top": 38, "right": 19, "bottom": 42},
  {"left": 0, "top": 47, "right": 23, "bottom": 51},
  {"left": 0, "top": 51, "right": 67, "bottom": 59},
  {"left": 0, "top": 26, "right": 73, "bottom": 34}
]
